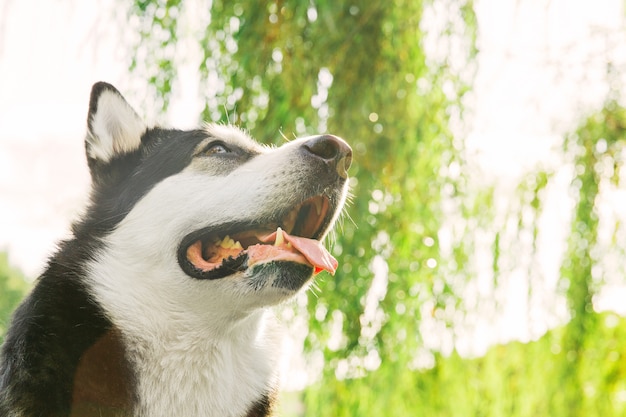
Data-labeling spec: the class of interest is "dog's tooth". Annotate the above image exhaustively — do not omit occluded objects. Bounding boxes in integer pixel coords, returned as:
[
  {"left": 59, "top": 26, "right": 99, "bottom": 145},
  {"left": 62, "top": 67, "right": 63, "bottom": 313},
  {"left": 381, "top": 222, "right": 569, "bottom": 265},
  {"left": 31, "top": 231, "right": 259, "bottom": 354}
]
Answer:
[
  {"left": 220, "top": 236, "right": 233, "bottom": 248},
  {"left": 275, "top": 227, "right": 285, "bottom": 246},
  {"left": 216, "top": 235, "right": 242, "bottom": 249}
]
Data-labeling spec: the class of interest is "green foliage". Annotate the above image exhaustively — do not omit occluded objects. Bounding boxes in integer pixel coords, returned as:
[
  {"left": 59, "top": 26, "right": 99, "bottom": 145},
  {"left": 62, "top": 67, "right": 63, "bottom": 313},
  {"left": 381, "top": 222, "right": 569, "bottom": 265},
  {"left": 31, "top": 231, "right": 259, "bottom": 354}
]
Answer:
[
  {"left": 492, "top": 102, "right": 626, "bottom": 417},
  {"left": 303, "top": 312, "right": 626, "bottom": 416},
  {"left": 555, "top": 103, "right": 626, "bottom": 416},
  {"left": 128, "top": 0, "right": 183, "bottom": 111},
  {"left": 0, "top": 252, "right": 29, "bottom": 344}
]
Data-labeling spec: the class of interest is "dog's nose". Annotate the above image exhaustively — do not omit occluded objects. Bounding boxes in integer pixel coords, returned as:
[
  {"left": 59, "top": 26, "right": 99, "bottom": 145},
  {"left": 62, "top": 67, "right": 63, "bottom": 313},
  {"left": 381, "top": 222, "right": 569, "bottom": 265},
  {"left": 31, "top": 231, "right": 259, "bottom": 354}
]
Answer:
[{"left": 302, "top": 135, "right": 353, "bottom": 178}]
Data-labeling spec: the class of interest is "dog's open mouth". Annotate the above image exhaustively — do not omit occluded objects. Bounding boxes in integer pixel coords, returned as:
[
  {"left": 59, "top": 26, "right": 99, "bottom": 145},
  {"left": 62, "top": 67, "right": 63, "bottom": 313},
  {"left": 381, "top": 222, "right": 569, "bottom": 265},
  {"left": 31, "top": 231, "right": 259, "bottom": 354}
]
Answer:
[{"left": 179, "top": 195, "right": 338, "bottom": 280}]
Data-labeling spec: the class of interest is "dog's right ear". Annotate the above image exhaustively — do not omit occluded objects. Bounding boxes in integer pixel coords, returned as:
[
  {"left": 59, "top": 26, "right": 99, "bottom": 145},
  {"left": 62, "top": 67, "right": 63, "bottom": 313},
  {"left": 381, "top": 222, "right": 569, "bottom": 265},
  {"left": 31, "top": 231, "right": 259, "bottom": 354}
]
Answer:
[{"left": 85, "top": 82, "right": 146, "bottom": 167}]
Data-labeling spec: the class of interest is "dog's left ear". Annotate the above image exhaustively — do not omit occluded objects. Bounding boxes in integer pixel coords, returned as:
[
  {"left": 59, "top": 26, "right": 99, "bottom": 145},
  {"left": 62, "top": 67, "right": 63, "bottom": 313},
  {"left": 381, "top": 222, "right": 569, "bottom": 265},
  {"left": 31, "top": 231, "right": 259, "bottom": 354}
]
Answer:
[{"left": 85, "top": 82, "right": 146, "bottom": 165}]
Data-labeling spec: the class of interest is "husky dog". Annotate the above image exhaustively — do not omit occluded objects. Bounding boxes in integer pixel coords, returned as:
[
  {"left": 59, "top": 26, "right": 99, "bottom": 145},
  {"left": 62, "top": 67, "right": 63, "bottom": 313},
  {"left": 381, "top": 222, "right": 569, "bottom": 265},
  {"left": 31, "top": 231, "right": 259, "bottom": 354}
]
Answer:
[{"left": 0, "top": 82, "right": 351, "bottom": 417}]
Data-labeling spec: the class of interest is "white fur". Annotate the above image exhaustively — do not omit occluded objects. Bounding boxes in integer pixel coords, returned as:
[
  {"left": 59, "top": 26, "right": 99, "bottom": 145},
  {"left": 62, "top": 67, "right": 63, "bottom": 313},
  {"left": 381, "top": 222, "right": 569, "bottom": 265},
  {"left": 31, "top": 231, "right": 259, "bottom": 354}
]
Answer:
[
  {"left": 85, "top": 128, "right": 345, "bottom": 416},
  {"left": 87, "top": 90, "right": 146, "bottom": 162},
  {"left": 204, "top": 123, "right": 267, "bottom": 151}
]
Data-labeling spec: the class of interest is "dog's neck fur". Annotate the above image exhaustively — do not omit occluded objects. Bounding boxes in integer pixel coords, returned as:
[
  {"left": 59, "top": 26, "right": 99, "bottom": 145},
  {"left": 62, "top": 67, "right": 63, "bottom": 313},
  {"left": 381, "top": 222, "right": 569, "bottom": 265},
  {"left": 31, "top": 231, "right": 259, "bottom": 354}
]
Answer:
[{"left": 128, "top": 311, "right": 279, "bottom": 417}]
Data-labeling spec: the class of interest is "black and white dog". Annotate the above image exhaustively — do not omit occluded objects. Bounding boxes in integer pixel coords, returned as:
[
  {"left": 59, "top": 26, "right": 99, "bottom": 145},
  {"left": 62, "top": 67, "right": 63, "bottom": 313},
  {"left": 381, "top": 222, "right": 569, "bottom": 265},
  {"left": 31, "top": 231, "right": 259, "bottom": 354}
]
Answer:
[{"left": 0, "top": 82, "right": 351, "bottom": 417}]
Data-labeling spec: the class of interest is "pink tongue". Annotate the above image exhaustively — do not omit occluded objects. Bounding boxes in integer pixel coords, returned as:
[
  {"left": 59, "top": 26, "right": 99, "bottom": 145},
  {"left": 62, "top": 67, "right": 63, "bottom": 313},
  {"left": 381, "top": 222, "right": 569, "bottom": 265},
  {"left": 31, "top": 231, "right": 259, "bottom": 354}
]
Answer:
[{"left": 262, "top": 230, "right": 338, "bottom": 275}]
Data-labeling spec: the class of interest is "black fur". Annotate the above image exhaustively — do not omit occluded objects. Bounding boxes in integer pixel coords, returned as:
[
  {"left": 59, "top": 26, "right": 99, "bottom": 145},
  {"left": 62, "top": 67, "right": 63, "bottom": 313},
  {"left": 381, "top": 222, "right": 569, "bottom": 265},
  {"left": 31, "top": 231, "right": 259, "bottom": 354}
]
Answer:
[
  {"left": 245, "top": 392, "right": 275, "bottom": 417},
  {"left": 80, "top": 127, "right": 207, "bottom": 237},
  {"left": 0, "top": 239, "right": 134, "bottom": 415}
]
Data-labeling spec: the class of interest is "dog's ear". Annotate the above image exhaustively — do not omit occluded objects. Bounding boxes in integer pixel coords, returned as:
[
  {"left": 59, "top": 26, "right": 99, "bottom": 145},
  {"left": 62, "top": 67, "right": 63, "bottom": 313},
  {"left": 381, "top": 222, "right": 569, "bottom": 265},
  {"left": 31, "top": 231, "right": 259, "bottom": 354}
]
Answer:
[{"left": 85, "top": 82, "right": 146, "bottom": 165}]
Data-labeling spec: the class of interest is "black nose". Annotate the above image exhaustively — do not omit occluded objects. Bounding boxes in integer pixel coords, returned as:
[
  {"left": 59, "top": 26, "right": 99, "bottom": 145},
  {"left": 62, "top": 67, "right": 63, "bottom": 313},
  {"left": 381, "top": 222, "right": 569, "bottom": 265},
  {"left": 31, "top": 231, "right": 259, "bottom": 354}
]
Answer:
[{"left": 302, "top": 135, "right": 353, "bottom": 178}]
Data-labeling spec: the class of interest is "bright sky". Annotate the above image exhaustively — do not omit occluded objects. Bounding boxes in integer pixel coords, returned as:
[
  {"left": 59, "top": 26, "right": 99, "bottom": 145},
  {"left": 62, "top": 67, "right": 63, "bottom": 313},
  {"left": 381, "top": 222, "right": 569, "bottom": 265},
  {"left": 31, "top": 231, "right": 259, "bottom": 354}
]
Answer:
[
  {"left": 0, "top": 0, "right": 125, "bottom": 276},
  {"left": 0, "top": 0, "right": 625, "bottom": 357}
]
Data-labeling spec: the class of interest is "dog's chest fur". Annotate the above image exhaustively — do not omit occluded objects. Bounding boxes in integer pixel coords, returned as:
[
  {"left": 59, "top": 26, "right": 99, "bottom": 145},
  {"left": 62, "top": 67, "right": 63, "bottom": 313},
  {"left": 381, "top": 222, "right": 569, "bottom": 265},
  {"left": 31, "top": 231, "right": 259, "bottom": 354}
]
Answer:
[
  {"left": 128, "top": 316, "right": 279, "bottom": 417},
  {"left": 69, "top": 317, "right": 278, "bottom": 417}
]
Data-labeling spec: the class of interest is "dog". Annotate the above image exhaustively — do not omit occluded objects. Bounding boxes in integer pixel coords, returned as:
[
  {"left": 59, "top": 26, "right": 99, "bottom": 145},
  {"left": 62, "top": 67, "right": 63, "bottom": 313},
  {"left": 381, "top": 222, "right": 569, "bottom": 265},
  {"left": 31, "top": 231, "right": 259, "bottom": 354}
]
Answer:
[{"left": 0, "top": 82, "right": 351, "bottom": 417}]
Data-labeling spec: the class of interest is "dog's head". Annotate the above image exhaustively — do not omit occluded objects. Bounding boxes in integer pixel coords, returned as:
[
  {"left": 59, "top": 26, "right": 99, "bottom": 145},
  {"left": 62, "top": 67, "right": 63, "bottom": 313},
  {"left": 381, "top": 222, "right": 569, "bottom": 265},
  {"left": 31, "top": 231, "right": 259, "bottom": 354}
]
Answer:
[{"left": 80, "top": 83, "right": 351, "bottom": 325}]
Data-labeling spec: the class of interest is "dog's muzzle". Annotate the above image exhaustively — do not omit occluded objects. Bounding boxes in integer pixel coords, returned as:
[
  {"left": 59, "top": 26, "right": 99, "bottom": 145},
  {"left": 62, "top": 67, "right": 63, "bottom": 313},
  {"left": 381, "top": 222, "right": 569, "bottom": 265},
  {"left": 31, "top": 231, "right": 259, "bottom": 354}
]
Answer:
[{"left": 177, "top": 134, "right": 352, "bottom": 282}]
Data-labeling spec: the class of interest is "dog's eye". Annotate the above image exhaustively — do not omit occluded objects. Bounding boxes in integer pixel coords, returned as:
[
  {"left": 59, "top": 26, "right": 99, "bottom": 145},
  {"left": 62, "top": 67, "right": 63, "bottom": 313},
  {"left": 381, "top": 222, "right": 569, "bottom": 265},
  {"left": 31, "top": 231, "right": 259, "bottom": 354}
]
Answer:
[{"left": 203, "top": 142, "right": 231, "bottom": 156}]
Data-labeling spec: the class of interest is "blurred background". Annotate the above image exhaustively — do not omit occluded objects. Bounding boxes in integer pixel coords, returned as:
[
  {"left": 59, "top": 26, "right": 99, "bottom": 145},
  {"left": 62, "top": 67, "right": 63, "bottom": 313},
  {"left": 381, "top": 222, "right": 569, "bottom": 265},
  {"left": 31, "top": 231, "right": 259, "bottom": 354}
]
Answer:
[{"left": 1, "top": 0, "right": 626, "bottom": 415}]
